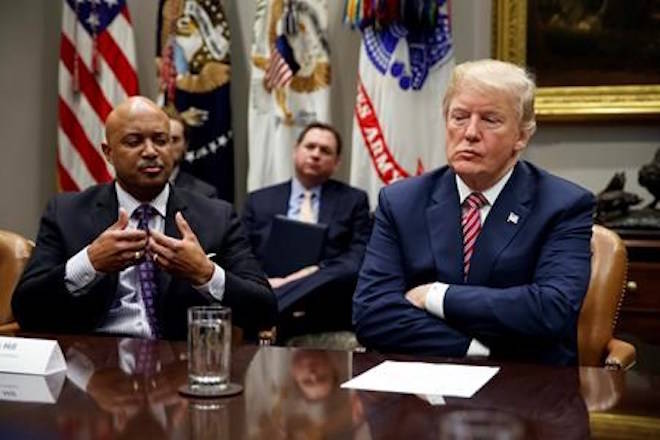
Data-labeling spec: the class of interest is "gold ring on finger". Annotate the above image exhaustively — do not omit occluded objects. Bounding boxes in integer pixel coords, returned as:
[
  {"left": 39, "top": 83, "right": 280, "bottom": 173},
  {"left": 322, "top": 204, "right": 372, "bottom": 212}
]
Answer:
[
  {"left": 134, "top": 251, "right": 141, "bottom": 261},
  {"left": 153, "top": 253, "right": 158, "bottom": 263}
]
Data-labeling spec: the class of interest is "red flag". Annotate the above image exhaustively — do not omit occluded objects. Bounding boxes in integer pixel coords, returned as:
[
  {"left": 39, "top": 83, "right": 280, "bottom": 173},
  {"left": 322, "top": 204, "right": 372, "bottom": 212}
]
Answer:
[{"left": 57, "top": 0, "right": 139, "bottom": 191}]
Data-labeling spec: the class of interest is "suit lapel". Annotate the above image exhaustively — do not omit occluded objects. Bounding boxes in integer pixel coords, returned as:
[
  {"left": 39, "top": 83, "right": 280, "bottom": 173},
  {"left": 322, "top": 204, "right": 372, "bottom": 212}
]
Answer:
[
  {"left": 318, "top": 181, "right": 338, "bottom": 225},
  {"left": 427, "top": 171, "right": 464, "bottom": 284},
  {"left": 276, "top": 181, "right": 292, "bottom": 215},
  {"left": 91, "top": 184, "right": 119, "bottom": 239},
  {"left": 468, "top": 162, "right": 533, "bottom": 284}
]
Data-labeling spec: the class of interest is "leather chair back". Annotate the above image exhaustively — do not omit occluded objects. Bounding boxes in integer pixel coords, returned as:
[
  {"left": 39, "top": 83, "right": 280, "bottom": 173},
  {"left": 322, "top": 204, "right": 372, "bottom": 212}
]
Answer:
[
  {"left": 578, "top": 225, "right": 627, "bottom": 366},
  {"left": 0, "top": 230, "right": 34, "bottom": 325}
]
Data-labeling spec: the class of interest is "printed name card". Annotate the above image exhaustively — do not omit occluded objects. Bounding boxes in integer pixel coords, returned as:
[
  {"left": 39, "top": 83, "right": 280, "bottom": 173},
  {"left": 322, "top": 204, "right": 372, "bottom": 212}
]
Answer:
[
  {"left": 0, "top": 371, "right": 66, "bottom": 403},
  {"left": 0, "top": 336, "right": 67, "bottom": 375}
]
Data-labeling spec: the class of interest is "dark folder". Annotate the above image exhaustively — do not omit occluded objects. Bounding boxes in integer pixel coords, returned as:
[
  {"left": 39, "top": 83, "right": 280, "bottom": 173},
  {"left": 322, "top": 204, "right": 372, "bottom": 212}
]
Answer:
[{"left": 262, "top": 215, "right": 328, "bottom": 277}]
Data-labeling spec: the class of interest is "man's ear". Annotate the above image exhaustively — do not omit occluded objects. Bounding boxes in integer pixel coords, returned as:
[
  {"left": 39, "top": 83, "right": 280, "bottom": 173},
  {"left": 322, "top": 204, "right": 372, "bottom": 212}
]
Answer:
[
  {"left": 332, "top": 156, "right": 342, "bottom": 174},
  {"left": 513, "top": 128, "right": 530, "bottom": 153},
  {"left": 101, "top": 142, "right": 113, "bottom": 164}
]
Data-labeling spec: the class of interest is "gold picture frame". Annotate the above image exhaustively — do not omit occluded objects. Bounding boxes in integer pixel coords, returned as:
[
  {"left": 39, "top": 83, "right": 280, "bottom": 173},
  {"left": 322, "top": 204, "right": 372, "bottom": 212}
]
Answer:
[{"left": 492, "top": 0, "right": 660, "bottom": 121}]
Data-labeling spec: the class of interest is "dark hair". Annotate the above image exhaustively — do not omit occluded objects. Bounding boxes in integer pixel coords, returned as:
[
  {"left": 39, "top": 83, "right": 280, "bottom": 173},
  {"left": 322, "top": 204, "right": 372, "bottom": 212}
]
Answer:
[
  {"left": 296, "top": 122, "right": 342, "bottom": 156},
  {"left": 162, "top": 105, "right": 191, "bottom": 144}
]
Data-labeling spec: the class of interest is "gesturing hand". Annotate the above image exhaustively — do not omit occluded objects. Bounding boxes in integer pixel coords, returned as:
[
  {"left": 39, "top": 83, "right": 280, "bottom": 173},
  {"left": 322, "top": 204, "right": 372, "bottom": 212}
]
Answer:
[
  {"left": 147, "top": 212, "right": 214, "bottom": 285},
  {"left": 87, "top": 208, "right": 148, "bottom": 273}
]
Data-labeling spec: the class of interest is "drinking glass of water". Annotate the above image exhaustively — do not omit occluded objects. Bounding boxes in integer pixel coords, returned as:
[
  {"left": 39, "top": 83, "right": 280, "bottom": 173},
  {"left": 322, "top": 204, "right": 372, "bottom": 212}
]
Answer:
[{"left": 187, "top": 306, "right": 231, "bottom": 392}]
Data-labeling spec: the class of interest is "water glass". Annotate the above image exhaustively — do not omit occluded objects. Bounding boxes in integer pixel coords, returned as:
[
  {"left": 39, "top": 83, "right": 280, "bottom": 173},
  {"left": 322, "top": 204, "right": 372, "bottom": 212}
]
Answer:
[{"left": 187, "top": 306, "right": 231, "bottom": 390}]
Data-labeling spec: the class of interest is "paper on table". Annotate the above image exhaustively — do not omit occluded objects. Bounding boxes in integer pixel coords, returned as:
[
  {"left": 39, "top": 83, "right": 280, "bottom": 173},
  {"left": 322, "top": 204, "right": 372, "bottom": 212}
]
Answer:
[{"left": 341, "top": 361, "right": 499, "bottom": 398}]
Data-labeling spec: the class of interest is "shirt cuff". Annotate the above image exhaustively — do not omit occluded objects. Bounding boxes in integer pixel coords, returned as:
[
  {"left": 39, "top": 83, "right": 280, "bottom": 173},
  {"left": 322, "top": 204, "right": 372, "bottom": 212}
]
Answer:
[
  {"left": 193, "top": 263, "right": 225, "bottom": 302},
  {"left": 424, "top": 282, "right": 450, "bottom": 319},
  {"left": 466, "top": 339, "right": 490, "bottom": 357},
  {"left": 64, "top": 246, "right": 99, "bottom": 296}
]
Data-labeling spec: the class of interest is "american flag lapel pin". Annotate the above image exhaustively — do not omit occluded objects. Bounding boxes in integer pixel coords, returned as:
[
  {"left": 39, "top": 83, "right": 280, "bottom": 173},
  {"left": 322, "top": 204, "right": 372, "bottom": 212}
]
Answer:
[{"left": 507, "top": 212, "right": 519, "bottom": 224}]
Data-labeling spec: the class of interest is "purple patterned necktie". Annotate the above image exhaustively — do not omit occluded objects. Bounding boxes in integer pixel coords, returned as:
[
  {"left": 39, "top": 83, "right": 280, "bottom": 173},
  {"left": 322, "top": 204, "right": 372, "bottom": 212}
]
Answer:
[
  {"left": 135, "top": 204, "right": 161, "bottom": 339},
  {"left": 134, "top": 339, "right": 159, "bottom": 375}
]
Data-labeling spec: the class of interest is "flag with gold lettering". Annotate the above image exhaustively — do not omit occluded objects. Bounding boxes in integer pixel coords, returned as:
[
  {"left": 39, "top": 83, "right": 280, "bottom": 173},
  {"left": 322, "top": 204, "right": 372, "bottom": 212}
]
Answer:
[{"left": 347, "top": 0, "right": 454, "bottom": 208}]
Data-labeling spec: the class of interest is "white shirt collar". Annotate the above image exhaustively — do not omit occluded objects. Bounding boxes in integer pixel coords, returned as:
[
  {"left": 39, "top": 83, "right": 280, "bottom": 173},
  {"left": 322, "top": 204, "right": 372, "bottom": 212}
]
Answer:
[
  {"left": 291, "top": 177, "right": 321, "bottom": 199},
  {"left": 114, "top": 182, "right": 169, "bottom": 219},
  {"left": 455, "top": 166, "right": 515, "bottom": 207}
]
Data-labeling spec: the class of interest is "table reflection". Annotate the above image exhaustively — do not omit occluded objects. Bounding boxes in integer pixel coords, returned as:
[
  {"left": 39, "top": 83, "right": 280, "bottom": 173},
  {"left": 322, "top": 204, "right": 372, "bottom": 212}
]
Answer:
[
  {"left": 244, "top": 347, "right": 354, "bottom": 439},
  {"left": 351, "top": 358, "right": 591, "bottom": 440},
  {"left": 0, "top": 334, "right": 658, "bottom": 439},
  {"left": 61, "top": 337, "right": 189, "bottom": 438}
]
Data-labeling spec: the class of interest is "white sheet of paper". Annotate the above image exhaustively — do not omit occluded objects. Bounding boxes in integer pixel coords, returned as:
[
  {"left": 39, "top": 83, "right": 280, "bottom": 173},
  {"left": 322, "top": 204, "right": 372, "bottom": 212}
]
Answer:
[
  {"left": 341, "top": 361, "right": 499, "bottom": 398},
  {"left": 0, "top": 336, "right": 67, "bottom": 375}
]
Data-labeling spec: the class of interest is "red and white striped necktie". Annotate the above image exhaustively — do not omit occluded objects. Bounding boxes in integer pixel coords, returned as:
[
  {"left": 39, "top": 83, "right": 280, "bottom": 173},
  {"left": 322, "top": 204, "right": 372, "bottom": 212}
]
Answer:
[{"left": 462, "top": 192, "right": 489, "bottom": 280}]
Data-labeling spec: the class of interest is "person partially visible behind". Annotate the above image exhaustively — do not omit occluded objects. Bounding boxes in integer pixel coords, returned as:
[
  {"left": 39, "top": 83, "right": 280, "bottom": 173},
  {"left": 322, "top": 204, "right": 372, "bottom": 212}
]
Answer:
[
  {"left": 13, "top": 96, "right": 276, "bottom": 339},
  {"left": 164, "top": 108, "right": 218, "bottom": 199},
  {"left": 353, "top": 59, "right": 595, "bottom": 365},
  {"left": 243, "top": 123, "right": 371, "bottom": 340}
]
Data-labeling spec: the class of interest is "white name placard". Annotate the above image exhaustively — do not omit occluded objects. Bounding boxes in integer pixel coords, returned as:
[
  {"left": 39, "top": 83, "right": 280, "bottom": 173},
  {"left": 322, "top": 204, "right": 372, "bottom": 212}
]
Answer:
[
  {"left": 0, "top": 371, "right": 66, "bottom": 403},
  {"left": 0, "top": 336, "right": 67, "bottom": 375}
]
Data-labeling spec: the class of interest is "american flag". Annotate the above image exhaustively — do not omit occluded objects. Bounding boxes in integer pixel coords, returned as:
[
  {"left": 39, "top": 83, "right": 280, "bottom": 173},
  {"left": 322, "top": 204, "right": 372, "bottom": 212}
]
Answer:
[
  {"left": 57, "top": 0, "right": 139, "bottom": 191},
  {"left": 263, "top": 35, "right": 300, "bottom": 91}
]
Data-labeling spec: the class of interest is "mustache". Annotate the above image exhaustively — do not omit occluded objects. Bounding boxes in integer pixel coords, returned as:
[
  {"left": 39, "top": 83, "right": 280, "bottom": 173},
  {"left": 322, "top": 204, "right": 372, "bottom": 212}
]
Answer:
[{"left": 137, "top": 159, "right": 164, "bottom": 169}]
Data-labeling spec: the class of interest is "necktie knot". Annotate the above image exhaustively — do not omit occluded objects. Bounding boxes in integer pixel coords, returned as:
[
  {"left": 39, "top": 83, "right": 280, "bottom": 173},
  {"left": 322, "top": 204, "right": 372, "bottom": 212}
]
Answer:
[
  {"left": 134, "top": 204, "right": 154, "bottom": 230},
  {"left": 464, "top": 192, "right": 488, "bottom": 210}
]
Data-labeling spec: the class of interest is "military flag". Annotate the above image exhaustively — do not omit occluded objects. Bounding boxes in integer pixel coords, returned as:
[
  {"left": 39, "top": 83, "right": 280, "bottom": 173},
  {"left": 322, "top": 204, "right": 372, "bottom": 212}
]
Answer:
[{"left": 347, "top": 0, "right": 454, "bottom": 208}]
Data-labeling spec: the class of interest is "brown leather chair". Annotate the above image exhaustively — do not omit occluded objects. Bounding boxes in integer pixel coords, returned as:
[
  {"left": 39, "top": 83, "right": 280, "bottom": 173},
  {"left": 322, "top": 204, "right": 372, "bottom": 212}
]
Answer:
[
  {"left": 578, "top": 225, "right": 636, "bottom": 369},
  {"left": 0, "top": 229, "right": 34, "bottom": 332}
]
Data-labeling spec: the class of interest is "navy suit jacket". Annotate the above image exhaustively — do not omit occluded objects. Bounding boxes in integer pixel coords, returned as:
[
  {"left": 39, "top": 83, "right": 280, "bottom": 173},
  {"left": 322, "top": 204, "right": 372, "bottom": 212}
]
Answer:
[
  {"left": 173, "top": 170, "right": 218, "bottom": 199},
  {"left": 13, "top": 183, "right": 276, "bottom": 339},
  {"left": 353, "top": 161, "right": 595, "bottom": 365},
  {"left": 242, "top": 179, "right": 371, "bottom": 310}
]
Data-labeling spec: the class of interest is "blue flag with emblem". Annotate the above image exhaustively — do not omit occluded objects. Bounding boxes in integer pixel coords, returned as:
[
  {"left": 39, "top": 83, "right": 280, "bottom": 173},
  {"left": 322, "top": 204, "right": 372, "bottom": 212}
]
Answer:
[{"left": 156, "top": 0, "right": 234, "bottom": 202}]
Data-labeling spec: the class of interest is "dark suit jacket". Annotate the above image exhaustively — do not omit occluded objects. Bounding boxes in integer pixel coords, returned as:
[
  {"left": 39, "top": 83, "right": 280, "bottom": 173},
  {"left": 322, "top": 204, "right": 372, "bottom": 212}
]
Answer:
[
  {"left": 173, "top": 170, "right": 218, "bottom": 199},
  {"left": 242, "top": 179, "right": 371, "bottom": 311},
  {"left": 12, "top": 183, "right": 277, "bottom": 339},
  {"left": 353, "top": 161, "right": 595, "bottom": 365}
]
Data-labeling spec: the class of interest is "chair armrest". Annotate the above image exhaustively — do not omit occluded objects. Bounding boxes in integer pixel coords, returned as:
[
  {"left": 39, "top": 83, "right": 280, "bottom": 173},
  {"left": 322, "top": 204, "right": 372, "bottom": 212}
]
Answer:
[
  {"left": 605, "top": 338, "right": 636, "bottom": 370},
  {"left": 0, "top": 321, "right": 19, "bottom": 334},
  {"left": 258, "top": 326, "right": 277, "bottom": 346}
]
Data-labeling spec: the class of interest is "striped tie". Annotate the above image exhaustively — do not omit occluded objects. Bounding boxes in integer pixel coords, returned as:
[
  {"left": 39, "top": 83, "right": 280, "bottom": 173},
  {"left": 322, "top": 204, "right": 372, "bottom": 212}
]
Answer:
[{"left": 462, "top": 192, "right": 488, "bottom": 280}]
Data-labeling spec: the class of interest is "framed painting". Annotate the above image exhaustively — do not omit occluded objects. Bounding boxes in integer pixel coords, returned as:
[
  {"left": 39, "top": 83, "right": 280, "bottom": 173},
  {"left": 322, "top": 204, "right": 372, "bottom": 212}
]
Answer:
[{"left": 492, "top": 0, "right": 660, "bottom": 121}]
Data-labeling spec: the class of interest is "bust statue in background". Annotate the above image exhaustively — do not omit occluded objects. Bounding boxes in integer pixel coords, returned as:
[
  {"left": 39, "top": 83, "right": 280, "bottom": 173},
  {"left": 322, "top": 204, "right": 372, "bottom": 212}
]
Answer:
[
  {"left": 638, "top": 148, "right": 660, "bottom": 210},
  {"left": 596, "top": 148, "right": 660, "bottom": 230}
]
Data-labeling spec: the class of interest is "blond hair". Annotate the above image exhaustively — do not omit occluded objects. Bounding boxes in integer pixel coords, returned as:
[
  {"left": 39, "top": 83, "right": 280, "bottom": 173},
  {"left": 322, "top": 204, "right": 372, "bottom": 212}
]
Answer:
[{"left": 442, "top": 59, "right": 537, "bottom": 137}]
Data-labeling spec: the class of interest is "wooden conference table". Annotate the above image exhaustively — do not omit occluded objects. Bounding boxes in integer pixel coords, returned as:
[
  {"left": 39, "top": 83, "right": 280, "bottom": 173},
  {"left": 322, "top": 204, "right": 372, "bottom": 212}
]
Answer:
[{"left": 0, "top": 334, "right": 659, "bottom": 439}]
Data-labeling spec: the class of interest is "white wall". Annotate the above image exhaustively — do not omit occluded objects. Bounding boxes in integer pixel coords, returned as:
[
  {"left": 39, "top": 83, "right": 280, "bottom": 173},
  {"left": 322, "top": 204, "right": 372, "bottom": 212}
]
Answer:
[{"left": 1, "top": 0, "right": 658, "bottom": 239}]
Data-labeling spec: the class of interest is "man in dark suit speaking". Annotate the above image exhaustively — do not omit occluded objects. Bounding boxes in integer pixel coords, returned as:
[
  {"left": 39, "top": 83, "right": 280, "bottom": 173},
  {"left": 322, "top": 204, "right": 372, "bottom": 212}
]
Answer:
[
  {"left": 242, "top": 123, "right": 371, "bottom": 339},
  {"left": 13, "top": 97, "right": 276, "bottom": 339},
  {"left": 353, "top": 60, "right": 595, "bottom": 365}
]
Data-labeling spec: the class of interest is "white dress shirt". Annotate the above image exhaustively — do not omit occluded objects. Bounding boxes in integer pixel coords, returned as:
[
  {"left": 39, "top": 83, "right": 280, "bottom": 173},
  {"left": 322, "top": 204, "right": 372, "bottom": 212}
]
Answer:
[
  {"left": 64, "top": 183, "right": 225, "bottom": 338},
  {"left": 424, "top": 167, "right": 515, "bottom": 356}
]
